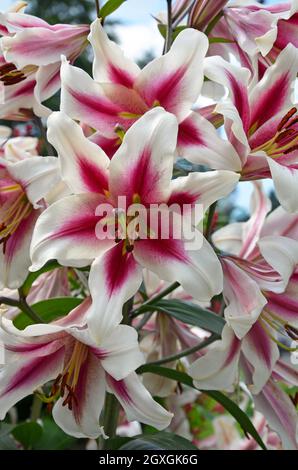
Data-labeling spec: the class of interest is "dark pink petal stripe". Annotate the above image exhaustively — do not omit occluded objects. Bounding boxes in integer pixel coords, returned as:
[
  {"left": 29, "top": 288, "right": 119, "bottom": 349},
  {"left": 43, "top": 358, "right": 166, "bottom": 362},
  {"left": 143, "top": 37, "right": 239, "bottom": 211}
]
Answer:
[
  {"left": 177, "top": 117, "right": 205, "bottom": 147},
  {"left": 226, "top": 71, "right": 250, "bottom": 133},
  {"left": 108, "top": 64, "right": 135, "bottom": 88},
  {"left": 78, "top": 156, "right": 108, "bottom": 193},
  {"left": 250, "top": 73, "right": 290, "bottom": 132},
  {"left": 246, "top": 321, "right": 273, "bottom": 368},
  {"left": 106, "top": 375, "right": 133, "bottom": 404},
  {"left": 0, "top": 348, "right": 64, "bottom": 397},
  {"left": 104, "top": 242, "right": 137, "bottom": 297}
]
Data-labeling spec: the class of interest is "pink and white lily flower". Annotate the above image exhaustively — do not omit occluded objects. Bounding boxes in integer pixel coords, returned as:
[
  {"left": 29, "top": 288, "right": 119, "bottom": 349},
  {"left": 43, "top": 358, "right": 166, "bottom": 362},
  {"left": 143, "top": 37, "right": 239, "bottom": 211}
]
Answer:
[
  {"left": 0, "top": 3, "right": 89, "bottom": 119},
  {"left": 205, "top": 1, "right": 298, "bottom": 75},
  {"left": 201, "top": 44, "right": 298, "bottom": 212},
  {"left": 0, "top": 298, "right": 172, "bottom": 438},
  {"left": 189, "top": 184, "right": 298, "bottom": 395},
  {"left": 189, "top": 323, "right": 298, "bottom": 449},
  {"left": 59, "top": 18, "right": 240, "bottom": 171},
  {"left": 30, "top": 108, "right": 239, "bottom": 342},
  {"left": 0, "top": 135, "right": 60, "bottom": 288}
]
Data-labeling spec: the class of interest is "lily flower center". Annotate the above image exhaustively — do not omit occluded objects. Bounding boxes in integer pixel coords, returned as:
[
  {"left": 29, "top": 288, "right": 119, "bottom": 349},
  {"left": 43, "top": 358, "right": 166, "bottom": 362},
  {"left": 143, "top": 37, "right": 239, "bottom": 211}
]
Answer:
[
  {"left": 253, "top": 107, "right": 298, "bottom": 158},
  {"left": 261, "top": 307, "right": 298, "bottom": 352},
  {"left": 0, "top": 176, "right": 32, "bottom": 252},
  {"left": 49, "top": 340, "right": 89, "bottom": 411},
  {"left": 100, "top": 192, "right": 145, "bottom": 255}
]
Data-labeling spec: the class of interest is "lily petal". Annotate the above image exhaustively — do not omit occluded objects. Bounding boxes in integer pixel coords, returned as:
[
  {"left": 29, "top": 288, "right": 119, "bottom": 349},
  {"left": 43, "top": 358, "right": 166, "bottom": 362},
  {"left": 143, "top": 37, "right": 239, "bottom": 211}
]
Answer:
[
  {"left": 47, "top": 111, "right": 109, "bottom": 194},
  {"left": 135, "top": 28, "right": 208, "bottom": 121},
  {"left": 134, "top": 236, "right": 223, "bottom": 302},
  {"left": 107, "top": 372, "right": 173, "bottom": 431},
  {"left": 0, "top": 347, "right": 64, "bottom": 420},
  {"left": 189, "top": 325, "right": 241, "bottom": 392},
  {"left": 30, "top": 194, "right": 113, "bottom": 271},
  {"left": 177, "top": 111, "right": 242, "bottom": 171},
  {"left": 52, "top": 354, "right": 106, "bottom": 439},
  {"left": 222, "top": 258, "right": 267, "bottom": 339},
  {"left": 268, "top": 158, "right": 298, "bottom": 213},
  {"left": 109, "top": 107, "right": 178, "bottom": 205},
  {"left": 89, "top": 19, "right": 140, "bottom": 87},
  {"left": 87, "top": 243, "right": 143, "bottom": 344}
]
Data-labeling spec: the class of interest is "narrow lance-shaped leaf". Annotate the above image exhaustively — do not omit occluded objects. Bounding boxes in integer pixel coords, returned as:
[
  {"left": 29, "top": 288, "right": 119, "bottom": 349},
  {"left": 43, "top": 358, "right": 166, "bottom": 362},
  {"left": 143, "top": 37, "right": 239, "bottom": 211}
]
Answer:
[{"left": 137, "top": 365, "right": 267, "bottom": 450}]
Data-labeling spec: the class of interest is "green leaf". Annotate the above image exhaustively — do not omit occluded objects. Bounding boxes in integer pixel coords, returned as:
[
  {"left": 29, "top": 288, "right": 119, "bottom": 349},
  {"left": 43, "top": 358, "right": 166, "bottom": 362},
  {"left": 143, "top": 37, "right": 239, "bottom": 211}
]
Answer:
[
  {"left": 209, "top": 37, "right": 234, "bottom": 44},
  {"left": 13, "top": 297, "right": 83, "bottom": 329},
  {"left": 0, "top": 423, "right": 18, "bottom": 450},
  {"left": 138, "top": 366, "right": 267, "bottom": 450},
  {"left": 158, "top": 24, "right": 187, "bottom": 41},
  {"left": 21, "top": 260, "right": 61, "bottom": 296},
  {"left": 107, "top": 436, "right": 132, "bottom": 450},
  {"left": 141, "top": 299, "right": 225, "bottom": 336},
  {"left": 12, "top": 422, "right": 43, "bottom": 450},
  {"left": 100, "top": 0, "right": 126, "bottom": 19},
  {"left": 33, "top": 417, "right": 76, "bottom": 450},
  {"left": 120, "top": 432, "right": 198, "bottom": 450}
]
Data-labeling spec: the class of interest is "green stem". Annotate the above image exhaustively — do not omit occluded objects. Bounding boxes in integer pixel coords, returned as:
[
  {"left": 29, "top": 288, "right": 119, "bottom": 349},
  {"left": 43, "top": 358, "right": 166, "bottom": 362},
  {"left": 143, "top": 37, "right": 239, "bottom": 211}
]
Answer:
[
  {"left": 0, "top": 297, "right": 20, "bottom": 308},
  {"left": 34, "top": 117, "right": 55, "bottom": 156},
  {"left": 0, "top": 292, "right": 44, "bottom": 324},
  {"left": 30, "top": 395, "right": 42, "bottom": 421},
  {"left": 205, "top": 202, "right": 217, "bottom": 242},
  {"left": 140, "top": 334, "right": 217, "bottom": 368},
  {"left": 204, "top": 12, "right": 224, "bottom": 36},
  {"left": 130, "top": 281, "right": 180, "bottom": 318},
  {"left": 95, "top": 0, "right": 101, "bottom": 18},
  {"left": 102, "top": 296, "right": 134, "bottom": 448},
  {"left": 18, "top": 288, "right": 45, "bottom": 324},
  {"left": 164, "top": 0, "right": 173, "bottom": 53},
  {"left": 102, "top": 393, "right": 120, "bottom": 448},
  {"left": 135, "top": 311, "right": 154, "bottom": 331}
]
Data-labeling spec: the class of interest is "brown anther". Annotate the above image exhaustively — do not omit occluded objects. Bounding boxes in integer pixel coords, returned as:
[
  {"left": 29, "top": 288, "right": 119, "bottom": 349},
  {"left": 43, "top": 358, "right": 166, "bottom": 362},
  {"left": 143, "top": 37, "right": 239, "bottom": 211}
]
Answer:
[
  {"left": 284, "top": 144, "right": 298, "bottom": 154},
  {"left": 285, "top": 117, "right": 298, "bottom": 129},
  {"left": 277, "top": 107, "right": 297, "bottom": 131},
  {"left": 126, "top": 243, "right": 134, "bottom": 253},
  {"left": 285, "top": 324, "right": 298, "bottom": 340},
  {"left": 275, "top": 128, "right": 297, "bottom": 143},
  {"left": 0, "top": 63, "right": 17, "bottom": 76},
  {"left": 60, "top": 373, "right": 69, "bottom": 397}
]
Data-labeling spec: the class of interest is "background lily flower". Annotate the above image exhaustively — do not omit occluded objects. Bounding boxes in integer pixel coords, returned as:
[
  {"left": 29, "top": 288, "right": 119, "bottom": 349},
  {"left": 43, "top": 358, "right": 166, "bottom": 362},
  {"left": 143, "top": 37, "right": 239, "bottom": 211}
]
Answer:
[
  {"left": 0, "top": 3, "right": 89, "bottom": 119},
  {"left": 201, "top": 44, "right": 298, "bottom": 212},
  {"left": 0, "top": 267, "right": 70, "bottom": 320},
  {"left": 0, "top": 298, "right": 172, "bottom": 438},
  {"left": 30, "top": 108, "right": 239, "bottom": 342},
  {"left": 190, "top": 184, "right": 298, "bottom": 398},
  {"left": 0, "top": 133, "right": 60, "bottom": 288}
]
